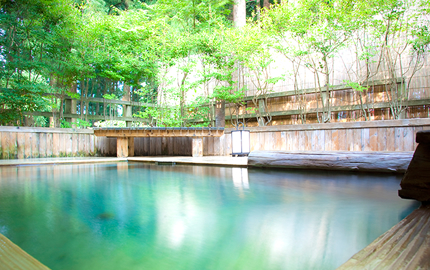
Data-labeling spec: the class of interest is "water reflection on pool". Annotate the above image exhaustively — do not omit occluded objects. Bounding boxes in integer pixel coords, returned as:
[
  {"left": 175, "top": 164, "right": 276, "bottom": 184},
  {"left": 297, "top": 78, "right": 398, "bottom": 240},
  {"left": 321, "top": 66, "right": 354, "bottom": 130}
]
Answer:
[{"left": 0, "top": 163, "right": 418, "bottom": 270}]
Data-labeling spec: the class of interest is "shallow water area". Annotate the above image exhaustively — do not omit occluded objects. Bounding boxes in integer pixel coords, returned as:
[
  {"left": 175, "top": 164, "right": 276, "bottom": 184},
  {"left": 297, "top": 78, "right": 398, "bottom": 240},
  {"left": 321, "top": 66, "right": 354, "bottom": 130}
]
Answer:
[{"left": 0, "top": 163, "right": 418, "bottom": 270}]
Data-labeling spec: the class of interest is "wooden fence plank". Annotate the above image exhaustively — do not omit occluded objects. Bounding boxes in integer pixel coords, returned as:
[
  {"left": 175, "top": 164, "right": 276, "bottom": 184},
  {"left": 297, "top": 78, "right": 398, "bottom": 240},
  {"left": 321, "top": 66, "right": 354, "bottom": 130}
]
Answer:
[
  {"left": 377, "top": 128, "right": 387, "bottom": 151},
  {"left": 78, "top": 134, "right": 85, "bottom": 156},
  {"left": 25, "top": 133, "right": 33, "bottom": 158},
  {"left": 90, "top": 135, "right": 95, "bottom": 156},
  {"left": 156, "top": 137, "right": 163, "bottom": 156},
  {"left": 362, "top": 129, "right": 371, "bottom": 151},
  {"left": 225, "top": 133, "right": 232, "bottom": 155},
  {"left": 369, "top": 128, "right": 378, "bottom": 151},
  {"left": 46, "top": 133, "right": 52, "bottom": 157},
  {"left": 403, "top": 127, "right": 414, "bottom": 151},
  {"left": 39, "top": 133, "right": 47, "bottom": 158},
  {"left": 219, "top": 135, "right": 225, "bottom": 156},
  {"left": 384, "top": 127, "right": 394, "bottom": 151},
  {"left": 314, "top": 130, "right": 324, "bottom": 151},
  {"left": 31, "top": 133, "right": 40, "bottom": 158},
  {"left": 324, "top": 130, "right": 332, "bottom": 151},
  {"left": 207, "top": 137, "right": 214, "bottom": 156},
  {"left": 286, "top": 131, "right": 293, "bottom": 151},
  {"left": 213, "top": 137, "right": 220, "bottom": 156},
  {"left": 160, "top": 137, "right": 167, "bottom": 156},
  {"left": 394, "top": 128, "right": 403, "bottom": 151},
  {"left": 17, "top": 133, "right": 25, "bottom": 159}
]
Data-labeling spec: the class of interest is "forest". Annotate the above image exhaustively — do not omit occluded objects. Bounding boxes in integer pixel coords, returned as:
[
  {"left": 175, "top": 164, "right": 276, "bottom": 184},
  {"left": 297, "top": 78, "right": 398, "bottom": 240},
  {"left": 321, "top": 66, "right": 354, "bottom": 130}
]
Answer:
[{"left": 1, "top": 0, "right": 429, "bottom": 128}]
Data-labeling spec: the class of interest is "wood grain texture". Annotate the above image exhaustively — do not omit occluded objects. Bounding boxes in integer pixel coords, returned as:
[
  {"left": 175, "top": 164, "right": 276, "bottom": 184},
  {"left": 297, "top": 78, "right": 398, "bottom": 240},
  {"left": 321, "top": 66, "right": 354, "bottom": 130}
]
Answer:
[
  {"left": 17, "top": 133, "right": 25, "bottom": 159},
  {"left": 248, "top": 150, "right": 413, "bottom": 173},
  {"left": 39, "top": 133, "right": 47, "bottom": 158},
  {"left": 338, "top": 205, "right": 430, "bottom": 270},
  {"left": 0, "top": 233, "right": 50, "bottom": 270},
  {"left": 192, "top": 137, "right": 203, "bottom": 157},
  {"left": 31, "top": 133, "right": 39, "bottom": 158},
  {"left": 46, "top": 133, "right": 53, "bottom": 157}
]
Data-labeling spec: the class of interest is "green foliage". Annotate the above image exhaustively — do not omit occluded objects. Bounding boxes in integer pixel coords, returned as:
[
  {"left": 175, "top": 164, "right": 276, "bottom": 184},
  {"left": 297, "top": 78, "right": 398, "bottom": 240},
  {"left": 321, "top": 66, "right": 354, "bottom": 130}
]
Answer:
[
  {"left": 103, "top": 93, "right": 118, "bottom": 100},
  {"left": 60, "top": 118, "right": 92, "bottom": 128},
  {"left": 1, "top": 0, "right": 429, "bottom": 127},
  {"left": 344, "top": 80, "right": 368, "bottom": 92}
]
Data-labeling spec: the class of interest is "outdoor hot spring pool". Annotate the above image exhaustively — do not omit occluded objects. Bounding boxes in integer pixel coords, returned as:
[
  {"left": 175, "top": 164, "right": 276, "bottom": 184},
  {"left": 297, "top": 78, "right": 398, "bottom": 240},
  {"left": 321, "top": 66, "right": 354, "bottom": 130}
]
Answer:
[{"left": 0, "top": 163, "right": 419, "bottom": 270}]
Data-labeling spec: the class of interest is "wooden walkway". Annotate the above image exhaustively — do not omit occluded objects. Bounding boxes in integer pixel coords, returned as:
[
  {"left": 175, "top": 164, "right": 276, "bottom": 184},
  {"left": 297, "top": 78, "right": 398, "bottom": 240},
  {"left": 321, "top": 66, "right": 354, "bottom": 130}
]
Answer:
[
  {"left": 338, "top": 204, "right": 430, "bottom": 270},
  {"left": 0, "top": 234, "right": 50, "bottom": 270}
]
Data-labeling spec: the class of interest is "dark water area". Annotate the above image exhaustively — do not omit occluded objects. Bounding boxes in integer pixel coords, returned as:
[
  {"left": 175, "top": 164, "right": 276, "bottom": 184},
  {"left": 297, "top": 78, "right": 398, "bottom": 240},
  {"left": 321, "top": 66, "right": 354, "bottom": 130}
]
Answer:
[{"left": 0, "top": 163, "right": 419, "bottom": 270}]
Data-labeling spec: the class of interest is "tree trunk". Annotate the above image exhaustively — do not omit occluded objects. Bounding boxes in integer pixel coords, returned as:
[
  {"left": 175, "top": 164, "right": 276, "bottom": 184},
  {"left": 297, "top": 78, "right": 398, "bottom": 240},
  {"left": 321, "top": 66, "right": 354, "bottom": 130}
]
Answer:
[
  {"left": 122, "top": 83, "right": 132, "bottom": 127},
  {"left": 215, "top": 100, "right": 225, "bottom": 127},
  {"left": 233, "top": 0, "right": 246, "bottom": 28},
  {"left": 263, "top": 0, "right": 270, "bottom": 9}
]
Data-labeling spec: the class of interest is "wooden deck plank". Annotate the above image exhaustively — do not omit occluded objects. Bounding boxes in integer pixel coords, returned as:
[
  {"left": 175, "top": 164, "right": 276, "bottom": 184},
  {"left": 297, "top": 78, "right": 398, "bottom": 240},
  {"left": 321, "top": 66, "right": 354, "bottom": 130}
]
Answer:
[
  {"left": 337, "top": 205, "right": 430, "bottom": 270},
  {"left": 0, "top": 233, "right": 50, "bottom": 270}
]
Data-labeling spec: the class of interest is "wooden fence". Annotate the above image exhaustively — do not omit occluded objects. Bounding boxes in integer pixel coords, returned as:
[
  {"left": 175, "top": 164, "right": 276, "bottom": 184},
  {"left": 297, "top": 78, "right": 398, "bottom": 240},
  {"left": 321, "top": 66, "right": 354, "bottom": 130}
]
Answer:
[
  {"left": 2, "top": 119, "right": 430, "bottom": 159},
  {"left": 216, "top": 118, "right": 430, "bottom": 156},
  {"left": 0, "top": 127, "right": 97, "bottom": 159}
]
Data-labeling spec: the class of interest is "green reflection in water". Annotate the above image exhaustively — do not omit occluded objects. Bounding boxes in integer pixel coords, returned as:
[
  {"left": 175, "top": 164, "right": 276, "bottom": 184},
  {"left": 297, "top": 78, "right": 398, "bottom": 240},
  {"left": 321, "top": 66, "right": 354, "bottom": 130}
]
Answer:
[{"left": 0, "top": 163, "right": 419, "bottom": 270}]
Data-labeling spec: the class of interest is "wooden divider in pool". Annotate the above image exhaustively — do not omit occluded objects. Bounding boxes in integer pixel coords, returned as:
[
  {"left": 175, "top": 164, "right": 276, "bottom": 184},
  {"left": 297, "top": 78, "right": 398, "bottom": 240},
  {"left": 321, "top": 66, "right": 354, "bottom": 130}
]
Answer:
[
  {"left": 93, "top": 127, "right": 224, "bottom": 158},
  {"left": 0, "top": 233, "right": 49, "bottom": 270},
  {"left": 247, "top": 151, "right": 413, "bottom": 173}
]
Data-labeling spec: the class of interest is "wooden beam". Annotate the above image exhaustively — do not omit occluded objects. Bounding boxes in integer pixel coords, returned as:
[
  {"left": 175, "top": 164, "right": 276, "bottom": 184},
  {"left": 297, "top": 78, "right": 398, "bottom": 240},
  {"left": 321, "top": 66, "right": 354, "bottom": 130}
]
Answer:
[
  {"left": 117, "top": 137, "right": 129, "bottom": 158},
  {"left": 94, "top": 127, "right": 225, "bottom": 138},
  {"left": 128, "top": 137, "right": 134, "bottom": 157},
  {"left": 225, "top": 99, "right": 430, "bottom": 120}
]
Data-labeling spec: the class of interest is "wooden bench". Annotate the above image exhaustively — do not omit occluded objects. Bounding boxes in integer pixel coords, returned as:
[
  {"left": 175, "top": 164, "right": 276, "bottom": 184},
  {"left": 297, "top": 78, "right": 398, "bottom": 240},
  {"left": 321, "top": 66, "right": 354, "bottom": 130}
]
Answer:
[{"left": 94, "top": 127, "right": 224, "bottom": 158}]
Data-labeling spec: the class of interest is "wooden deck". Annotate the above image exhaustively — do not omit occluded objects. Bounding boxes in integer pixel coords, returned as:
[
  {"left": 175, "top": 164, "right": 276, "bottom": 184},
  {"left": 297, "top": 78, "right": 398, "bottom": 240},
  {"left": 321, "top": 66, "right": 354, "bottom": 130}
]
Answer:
[
  {"left": 337, "top": 204, "right": 430, "bottom": 270},
  {"left": 0, "top": 233, "right": 50, "bottom": 270}
]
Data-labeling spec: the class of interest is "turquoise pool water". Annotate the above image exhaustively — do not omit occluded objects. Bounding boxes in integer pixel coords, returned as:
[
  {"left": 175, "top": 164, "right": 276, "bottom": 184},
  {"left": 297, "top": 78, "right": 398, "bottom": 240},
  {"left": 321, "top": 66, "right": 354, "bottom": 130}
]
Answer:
[{"left": 0, "top": 163, "right": 418, "bottom": 270}]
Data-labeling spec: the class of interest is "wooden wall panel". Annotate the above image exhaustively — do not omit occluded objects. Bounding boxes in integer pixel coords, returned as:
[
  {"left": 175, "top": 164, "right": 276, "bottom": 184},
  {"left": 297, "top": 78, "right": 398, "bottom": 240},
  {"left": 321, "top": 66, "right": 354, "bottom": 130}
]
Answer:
[
  {"left": 286, "top": 131, "right": 293, "bottom": 151},
  {"left": 225, "top": 133, "right": 231, "bottom": 156},
  {"left": 31, "top": 133, "right": 39, "bottom": 158},
  {"left": 207, "top": 137, "right": 214, "bottom": 156},
  {"left": 403, "top": 127, "right": 415, "bottom": 151},
  {"left": 72, "top": 134, "right": 78, "bottom": 156},
  {"left": 65, "top": 134, "right": 73, "bottom": 156},
  {"left": 46, "top": 133, "right": 54, "bottom": 157},
  {"left": 386, "top": 128, "right": 395, "bottom": 151},
  {"left": 39, "top": 133, "right": 47, "bottom": 158},
  {"left": 25, "top": 133, "right": 32, "bottom": 158},
  {"left": 377, "top": 128, "right": 387, "bottom": 151},
  {"left": 90, "top": 135, "right": 95, "bottom": 156},
  {"left": 368, "top": 128, "right": 378, "bottom": 151},
  {"left": 362, "top": 129, "right": 371, "bottom": 151},
  {"left": 219, "top": 135, "right": 225, "bottom": 156},
  {"left": 394, "top": 128, "right": 403, "bottom": 151},
  {"left": 17, "top": 133, "right": 25, "bottom": 159},
  {"left": 346, "top": 129, "right": 354, "bottom": 151},
  {"left": 203, "top": 137, "right": 208, "bottom": 156},
  {"left": 324, "top": 130, "right": 332, "bottom": 151},
  {"left": 213, "top": 137, "right": 220, "bottom": 156}
]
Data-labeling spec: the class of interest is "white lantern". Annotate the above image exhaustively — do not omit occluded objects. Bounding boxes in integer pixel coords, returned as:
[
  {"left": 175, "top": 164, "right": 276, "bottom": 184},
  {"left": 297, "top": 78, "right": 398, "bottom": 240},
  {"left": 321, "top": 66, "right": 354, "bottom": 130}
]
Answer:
[{"left": 231, "top": 122, "right": 250, "bottom": 156}]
